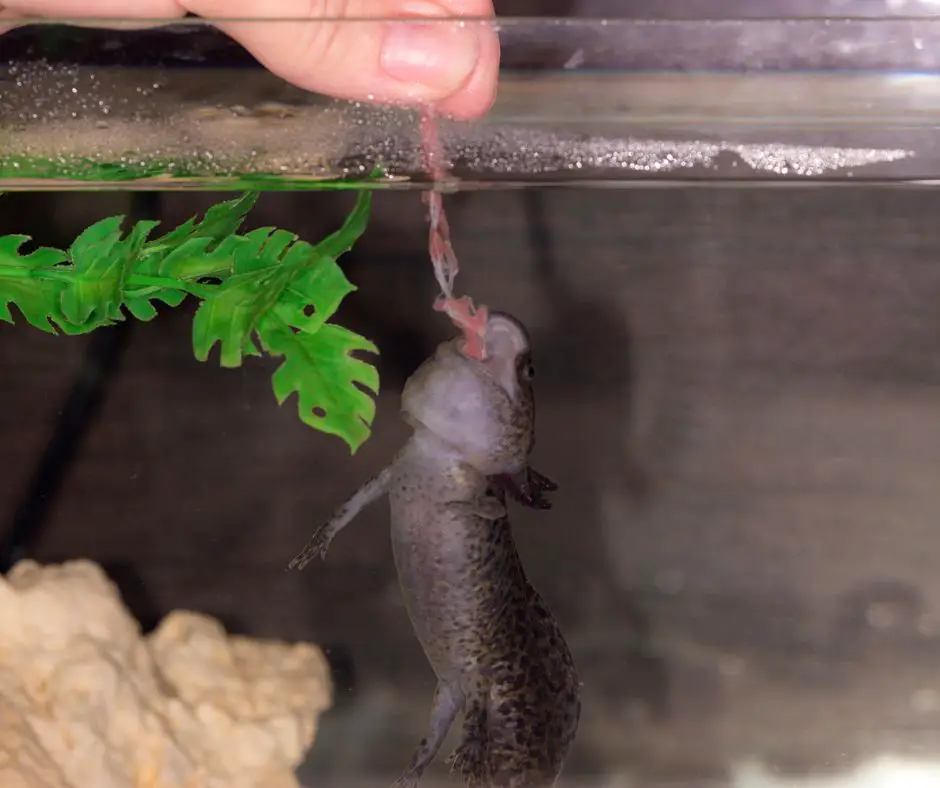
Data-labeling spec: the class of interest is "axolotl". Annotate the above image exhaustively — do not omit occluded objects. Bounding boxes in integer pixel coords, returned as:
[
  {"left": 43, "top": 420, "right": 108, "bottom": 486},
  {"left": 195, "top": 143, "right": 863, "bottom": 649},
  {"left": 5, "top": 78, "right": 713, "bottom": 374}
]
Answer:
[{"left": 289, "top": 311, "right": 581, "bottom": 788}]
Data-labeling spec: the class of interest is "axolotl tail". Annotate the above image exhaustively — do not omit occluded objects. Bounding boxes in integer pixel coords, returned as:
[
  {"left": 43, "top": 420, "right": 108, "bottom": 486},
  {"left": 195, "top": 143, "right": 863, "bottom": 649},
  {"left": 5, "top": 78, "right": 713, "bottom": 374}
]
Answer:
[
  {"left": 454, "top": 692, "right": 581, "bottom": 788},
  {"left": 483, "top": 675, "right": 581, "bottom": 788},
  {"left": 452, "top": 593, "right": 581, "bottom": 788}
]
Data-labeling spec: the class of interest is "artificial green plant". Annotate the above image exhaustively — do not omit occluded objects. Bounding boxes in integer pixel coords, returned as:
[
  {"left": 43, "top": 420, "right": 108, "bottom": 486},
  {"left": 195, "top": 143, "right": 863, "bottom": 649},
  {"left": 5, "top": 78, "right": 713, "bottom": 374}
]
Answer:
[{"left": 0, "top": 191, "right": 379, "bottom": 453}]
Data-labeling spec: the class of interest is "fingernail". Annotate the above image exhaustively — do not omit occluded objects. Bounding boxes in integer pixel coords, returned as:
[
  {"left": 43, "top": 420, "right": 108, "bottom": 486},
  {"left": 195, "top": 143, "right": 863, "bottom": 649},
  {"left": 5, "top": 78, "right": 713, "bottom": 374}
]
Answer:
[{"left": 381, "top": 18, "right": 480, "bottom": 95}]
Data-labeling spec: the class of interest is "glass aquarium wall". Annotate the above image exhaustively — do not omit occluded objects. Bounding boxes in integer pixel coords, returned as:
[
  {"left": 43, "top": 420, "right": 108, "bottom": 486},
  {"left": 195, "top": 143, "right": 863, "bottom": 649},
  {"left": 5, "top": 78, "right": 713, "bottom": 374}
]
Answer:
[
  {"left": 4, "top": 5, "right": 940, "bottom": 788},
  {"left": 5, "top": 13, "right": 940, "bottom": 188}
]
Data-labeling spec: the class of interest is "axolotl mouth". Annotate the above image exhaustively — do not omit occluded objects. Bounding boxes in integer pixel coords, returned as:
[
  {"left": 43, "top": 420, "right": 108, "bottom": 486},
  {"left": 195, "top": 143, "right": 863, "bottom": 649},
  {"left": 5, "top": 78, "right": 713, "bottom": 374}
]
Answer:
[
  {"left": 438, "top": 308, "right": 556, "bottom": 511},
  {"left": 434, "top": 293, "right": 490, "bottom": 362}
]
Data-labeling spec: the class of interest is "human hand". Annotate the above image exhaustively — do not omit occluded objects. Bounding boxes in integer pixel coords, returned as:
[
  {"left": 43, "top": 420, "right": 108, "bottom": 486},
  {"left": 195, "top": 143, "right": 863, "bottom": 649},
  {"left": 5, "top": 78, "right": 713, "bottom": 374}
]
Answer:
[{"left": 0, "top": 0, "right": 499, "bottom": 119}]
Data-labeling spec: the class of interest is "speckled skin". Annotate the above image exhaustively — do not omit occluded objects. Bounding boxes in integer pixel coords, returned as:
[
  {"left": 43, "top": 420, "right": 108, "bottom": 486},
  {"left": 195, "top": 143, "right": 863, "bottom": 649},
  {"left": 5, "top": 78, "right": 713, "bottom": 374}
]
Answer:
[{"left": 290, "top": 312, "right": 580, "bottom": 788}]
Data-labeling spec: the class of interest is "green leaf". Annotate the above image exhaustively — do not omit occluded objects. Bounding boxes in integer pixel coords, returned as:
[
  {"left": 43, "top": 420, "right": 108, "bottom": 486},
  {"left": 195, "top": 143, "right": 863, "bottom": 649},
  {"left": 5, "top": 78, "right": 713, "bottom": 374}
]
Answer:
[
  {"left": 191, "top": 192, "right": 371, "bottom": 370},
  {"left": 0, "top": 189, "right": 381, "bottom": 452},
  {"left": 136, "top": 193, "right": 259, "bottom": 282},
  {"left": 191, "top": 234, "right": 313, "bottom": 368},
  {"left": 124, "top": 288, "right": 188, "bottom": 322},
  {"left": 154, "top": 236, "right": 233, "bottom": 281},
  {"left": 262, "top": 320, "right": 379, "bottom": 453},
  {"left": 146, "top": 193, "right": 258, "bottom": 261},
  {"left": 315, "top": 190, "right": 372, "bottom": 260},
  {"left": 272, "top": 257, "right": 356, "bottom": 336},
  {"left": 191, "top": 190, "right": 379, "bottom": 450},
  {"left": 60, "top": 216, "right": 160, "bottom": 328},
  {"left": 267, "top": 190, "right": 370, "bottom": 335},
  {"left": 0, "top": 235, "right": 69, "bottom": 332},
  {"left": 126, "top": 195, "right": 261, "bottom": 316},
  {"left": 191, "top": 270, "right": 268, "bottom": 367},
  {"left": 235, "top": 228, "right": 295, "bottom": 274}
]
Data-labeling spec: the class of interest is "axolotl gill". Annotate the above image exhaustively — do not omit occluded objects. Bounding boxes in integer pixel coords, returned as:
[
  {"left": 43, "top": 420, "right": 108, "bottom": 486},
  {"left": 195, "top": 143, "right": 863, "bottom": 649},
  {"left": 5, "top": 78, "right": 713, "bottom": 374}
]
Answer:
[{"left": 290, "top": 311, "right": 581, "bottom": 788}]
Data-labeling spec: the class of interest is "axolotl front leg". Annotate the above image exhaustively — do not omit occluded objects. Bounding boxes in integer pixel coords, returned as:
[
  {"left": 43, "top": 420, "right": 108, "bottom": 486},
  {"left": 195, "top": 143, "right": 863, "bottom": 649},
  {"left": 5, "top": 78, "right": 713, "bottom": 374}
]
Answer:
[
  {"left": 288, "top": 463, "right": 555, "bottom": 570},
  {"left": 288, "top": 466, "right": 393, "bottom": 570}
]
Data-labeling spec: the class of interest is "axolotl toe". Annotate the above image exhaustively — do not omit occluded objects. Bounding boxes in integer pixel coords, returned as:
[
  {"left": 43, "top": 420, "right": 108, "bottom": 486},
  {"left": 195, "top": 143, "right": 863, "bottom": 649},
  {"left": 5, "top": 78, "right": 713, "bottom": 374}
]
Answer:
[{"left": 290, "top": 311, "right": 581, "bottom": 788}]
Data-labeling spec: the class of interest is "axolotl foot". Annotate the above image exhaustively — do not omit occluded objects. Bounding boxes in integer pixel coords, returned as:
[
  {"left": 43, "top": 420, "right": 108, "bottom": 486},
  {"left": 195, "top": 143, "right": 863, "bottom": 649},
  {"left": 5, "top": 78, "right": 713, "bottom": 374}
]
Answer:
[
  {"left": 489, "top": 467, "right": 558, "bottom": 511},
  {"left": 447, "top": 702, "right": 488, "bottom": 782},
  {"left": 447, "top": 742, "right": 487, "bottom": 783},
  {"left": 390, "top": 770, "right": 421, "bottom": 788},
  {"left": 287, "top": 525, "right": 332, "bottom": 570}
]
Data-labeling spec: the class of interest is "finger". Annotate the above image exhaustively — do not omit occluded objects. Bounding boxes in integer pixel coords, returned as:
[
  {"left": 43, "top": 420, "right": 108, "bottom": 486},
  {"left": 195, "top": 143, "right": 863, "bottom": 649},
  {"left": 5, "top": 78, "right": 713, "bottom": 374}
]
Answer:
[
  {"left": 0, "top": 0, "right": 499, "bottom": 118},
  {"left": 182, "top": 0, "right": 499, "bottom": 119},
  {"left": 433, "top": 0, "right": 499, "bottom": 118},
  {"left": 0, "top": 0, "right": 185, "bottom": 18},
  {"left": 0, "top": 0, "right": 185, "bottom": 33}
]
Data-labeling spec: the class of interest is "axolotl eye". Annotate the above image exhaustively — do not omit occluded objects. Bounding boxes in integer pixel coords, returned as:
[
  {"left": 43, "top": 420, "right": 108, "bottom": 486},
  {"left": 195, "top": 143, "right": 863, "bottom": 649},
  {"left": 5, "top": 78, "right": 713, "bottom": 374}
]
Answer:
[{"left": 519, "top": 359, "right": 535, "bottom": 381}]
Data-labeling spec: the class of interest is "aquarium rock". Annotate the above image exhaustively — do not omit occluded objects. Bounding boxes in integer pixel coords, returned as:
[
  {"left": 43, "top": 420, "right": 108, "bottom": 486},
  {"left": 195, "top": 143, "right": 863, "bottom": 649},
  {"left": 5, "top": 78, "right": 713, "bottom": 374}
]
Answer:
[{"left": 0, "top": 559, "right": 332, "bottom": 788}]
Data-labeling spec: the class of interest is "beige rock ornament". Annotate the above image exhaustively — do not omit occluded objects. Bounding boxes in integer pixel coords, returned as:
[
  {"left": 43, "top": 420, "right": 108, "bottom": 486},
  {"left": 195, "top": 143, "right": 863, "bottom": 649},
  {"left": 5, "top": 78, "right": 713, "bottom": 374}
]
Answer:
[{"left": 0, "top": 559, "right": 332, "bottom": 788}]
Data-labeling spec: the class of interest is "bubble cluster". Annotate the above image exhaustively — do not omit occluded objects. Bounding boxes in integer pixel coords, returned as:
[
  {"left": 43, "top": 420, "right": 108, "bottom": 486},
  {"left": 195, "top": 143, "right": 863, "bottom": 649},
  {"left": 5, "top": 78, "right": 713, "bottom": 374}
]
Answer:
[
  {"left": 729, "top": 142, "right": 912, "bottom": 176},
  {"left": 0, "top": 63, "right": 921, "bottom": 188},
  {"left": 453, "top": 126, "right": 913, "bottom": 180}
]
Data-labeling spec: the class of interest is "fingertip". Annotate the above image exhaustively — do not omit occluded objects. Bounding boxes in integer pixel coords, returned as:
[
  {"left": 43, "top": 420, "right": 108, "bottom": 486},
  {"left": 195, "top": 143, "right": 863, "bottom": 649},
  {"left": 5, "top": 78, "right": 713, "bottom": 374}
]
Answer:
[
  {"left": 435, "top": 18, "right": 500, "bottom": 120},
  {"left": 189, "top": 0, "right": 499, "bottom": 120},
  {"left": 436, "top": 77, "right": 496, "bottom": 120},
  {"left": 380, "top": 15, "right": 482, "bottom": 98}
]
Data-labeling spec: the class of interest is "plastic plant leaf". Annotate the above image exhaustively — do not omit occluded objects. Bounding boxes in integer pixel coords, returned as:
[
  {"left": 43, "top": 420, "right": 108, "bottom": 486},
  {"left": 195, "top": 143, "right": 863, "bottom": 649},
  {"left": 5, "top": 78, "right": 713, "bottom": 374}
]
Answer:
[
  {"left": 192, "top": 233, "right": 330, "bottom": 368},
  {"left": 145, "top": 193, "right": 258, "bottom": 259},
  {"left": 192, "top": 191, "right": 372, "bottom": 368},
  {"left": 271, "top": 190, "right": 371, "bottom": 335},
  {"left": 262, "top": 320, "right": 379, "bottom": 454},
  {"left": 313, "top": 188, "right": 372, "bottom": 261},
  {"left": 60, "top": 216, "right": 160, "bottom": 328},
  {"left": 271, "top": 258, "right": 356, "bottom": 336},
  {"left": 0, "top": 189, "right": 380, "bottom": 453},
  {"left": 125, "top": 194, "right": 262, "bottom": 317},
  {"left": 124, "top": 288, "right": 188, "bottom": 322},
  {"left": 155, "top": 235, "right": 233, "bottom": 280},
  {"left": 192, "top": 267, "right": 276, "bottom": 368},
  {"left": 0, "top": 235, "right": 69, "bottom": 332},
  {"left": 235, "top": 228, "right": 296, "bottom": 273},
  {"left": 138, "top": 192, "right": 259, "bottom": 280}
]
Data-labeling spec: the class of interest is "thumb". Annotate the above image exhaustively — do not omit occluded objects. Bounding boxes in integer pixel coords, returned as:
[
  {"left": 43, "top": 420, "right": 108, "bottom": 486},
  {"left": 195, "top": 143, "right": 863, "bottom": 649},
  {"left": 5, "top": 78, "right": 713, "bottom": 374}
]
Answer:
[{"left": 182, "top": 0, "right": 499, "bottom": 119}]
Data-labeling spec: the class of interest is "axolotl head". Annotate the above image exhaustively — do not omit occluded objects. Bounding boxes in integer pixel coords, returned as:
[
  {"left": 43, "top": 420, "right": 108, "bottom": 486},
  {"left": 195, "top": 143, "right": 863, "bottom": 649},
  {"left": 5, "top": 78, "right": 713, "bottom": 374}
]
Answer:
[{"left": 401, "top": 311, "right": 537, "bottom": 477}]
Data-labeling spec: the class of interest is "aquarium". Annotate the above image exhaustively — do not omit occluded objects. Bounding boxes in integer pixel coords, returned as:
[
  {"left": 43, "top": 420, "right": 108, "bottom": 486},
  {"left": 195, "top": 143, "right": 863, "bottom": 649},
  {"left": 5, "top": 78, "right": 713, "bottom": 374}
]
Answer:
[{"left": 4, "top": 4, "right": 940, "bottom": 788}]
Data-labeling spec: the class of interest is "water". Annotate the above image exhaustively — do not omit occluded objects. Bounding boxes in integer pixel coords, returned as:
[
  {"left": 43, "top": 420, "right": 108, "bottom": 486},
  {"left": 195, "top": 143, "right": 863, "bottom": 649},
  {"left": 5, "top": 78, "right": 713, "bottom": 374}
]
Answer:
[
  {"left": 0, "top": 64, "right": 932, "bottom": 189},
  {"left": 6, "top": 12, "right": 940, "bottom": 788},
  {"left": 5, "top": 19, "right": 940, "bottom": 189}
]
